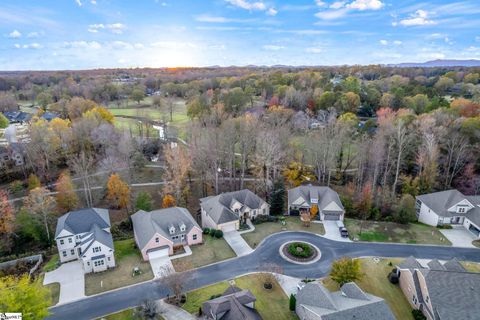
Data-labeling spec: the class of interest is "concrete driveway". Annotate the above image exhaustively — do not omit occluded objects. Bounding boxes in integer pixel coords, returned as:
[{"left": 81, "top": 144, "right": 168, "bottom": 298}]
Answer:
[
  {"left": 150, "top": 257, "right": 174, "bottom": 278},
  {"left": 224, "top": 231, "right": 253, "bottom": 256},
  {"left": 440, "top": 226, "right": 477, "bottom": 248},
  {"left": 322, "top": 221, "right": 352, "bottom": 242},
  {"left": 43, "top": 261, "right": 85, "bottom": 305}
]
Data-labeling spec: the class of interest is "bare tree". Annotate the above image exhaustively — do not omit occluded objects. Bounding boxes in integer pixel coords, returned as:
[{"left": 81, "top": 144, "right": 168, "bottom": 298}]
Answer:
[{"left": 69, "top": 151, "right": 95, "bottom": 207}]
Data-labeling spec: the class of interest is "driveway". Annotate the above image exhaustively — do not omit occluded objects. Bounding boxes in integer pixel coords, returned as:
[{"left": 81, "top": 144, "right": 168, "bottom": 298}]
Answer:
[
  {"left": 43, "top": 261, "right": 85, "bottom": 305},
  {"left": 440, "top": 226, "right": 477, "bottom": 248},
  {"left": 322, "top": 221, "right": 352, "bottom": 242},
  {"left": 224, "top": 231, "right": 253, "bottom": 256},
  {"left": 149, "top": 257, "right": 174, "bottom": 278}
]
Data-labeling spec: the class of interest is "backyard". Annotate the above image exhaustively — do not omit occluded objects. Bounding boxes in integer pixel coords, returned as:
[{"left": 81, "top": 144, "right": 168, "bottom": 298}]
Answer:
[
  {"left": 322, "top": 257, "right": 414, "bottom": 320},
  {"left": 182, "top": 274, "right": 296, "bottom": 320},
  {"left": 85, "top": 239, "right": 153, "bottom": 295},
  {"left": 42, "top": 254, "right": 60, "bottom": 306},
  {"left": 344, "top": 219, "right": 452, "bottom": 245},
  {"left": 242, "top": 217, "right": 325, "bottom": 248},
  {"left": 172, "top": 235, "right": 235, "bottom": 270}
]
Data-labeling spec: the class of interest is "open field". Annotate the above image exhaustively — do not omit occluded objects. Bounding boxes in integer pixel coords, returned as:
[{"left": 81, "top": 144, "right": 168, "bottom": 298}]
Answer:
[
  {"left": 85, "top": 239, "right": 153, "bottom": 295},
  {"left": 344, "top": 219, "right": 451, "bottom": 245},
  {"left": 322, "top": 257, "right": 414, "bottom": 320},
  {"left": 242, "top": 217, "right": 325, "bottom": 248},
  {"left": 182, "top": 274, "right": 297, "bottom": 320}
]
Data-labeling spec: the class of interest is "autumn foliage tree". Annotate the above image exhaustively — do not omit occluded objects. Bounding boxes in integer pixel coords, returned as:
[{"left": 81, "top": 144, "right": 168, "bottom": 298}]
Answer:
[
  {"left": 23, "top": 187, "right": 56, "bottom": 243},
  {"left": 330, "top": 257, "right": 363, "bottom": 286},
  {"left": 28, "top": 174, "right": 41, "bottom": 190},
  {"left": 55, "top": 171, "right": 79, "bottom": 213},
  {"left": 107, "top": 173, "right": 130, "bottom": 210},
  {"left": 162, "top": 194, "right": 177, "bottom": 208},
  {"left": 0, "top": 191, "right": 15, "bottom": 252}
]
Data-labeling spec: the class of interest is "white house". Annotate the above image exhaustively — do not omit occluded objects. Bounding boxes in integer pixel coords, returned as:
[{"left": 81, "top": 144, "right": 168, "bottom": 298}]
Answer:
[
  {"left": 54, "top": 208, "right": 115, "bottom": 273},
  {"left": 416, "top": 189, "right": 480, "bottom": 238},
  {"left": 200, "top": 189, "right": 269, "bottom": 232}
]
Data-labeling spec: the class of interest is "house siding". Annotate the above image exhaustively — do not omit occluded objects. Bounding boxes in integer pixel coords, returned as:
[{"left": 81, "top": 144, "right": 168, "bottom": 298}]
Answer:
[
  {"left": 187, "top": 226, "right": 203, "bottom": 245},
  {"left": 418, "top": 203, "right": 439, "bottom": 226},
  {"left": 140, "top": 232, "right": 174, "bottom": 261},
  {"left": 82, "top": 240, "right": 115, "bottom": 274}
]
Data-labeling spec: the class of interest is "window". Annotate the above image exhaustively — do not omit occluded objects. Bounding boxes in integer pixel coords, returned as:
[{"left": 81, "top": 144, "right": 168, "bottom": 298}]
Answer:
[
  {"left": 263, "top": 208, "right": 266, "bottom": 214},
  {"left": 108, "top": 257, "right": 111, "bottom": 261},
  {"left": 155, "top": 237, "right": 159, "bottom": 243},
  {"left": 180, "top": 224, "right": 186, "bottom": 232},
  {"left": 412, "top": 296, "right": 417, "bottom": 304},
  {"left": 181, "top": 234, "right": 185, "bottom": 240},
  {"left": 60, "top": 239, "right": 64, "bottom": 245},
  {"left": 93, "top": 246, "right": 101, "bottom": 253},
  {"left": 193, "top": 234, "right": 197, "bottom": 240},
  {"left": 68, "top": 238, "right": 72, "bottom": 243},
  {"left": 62, "top": 251, "right": 67, "bottom": 257},
  {"left": 169, "top": 227, "right": 175, "bottom": 235},
  {"left": 426, "top": 296, "right": 429, "bottom": 303},
  {"left": 172, "top": 235, "right": 179, "bottom": 240},
  {"left": 70, "top": 249, "right": 75, "bottom": 255},
  {"left": 87, "top": 262, "right": 90, "bottom": 266},
  {"left": 458, "top": 207, "right": 466, "bottom": 213},
  {"left": 94, "top": 260, "right": 105, "bottom": 267}
]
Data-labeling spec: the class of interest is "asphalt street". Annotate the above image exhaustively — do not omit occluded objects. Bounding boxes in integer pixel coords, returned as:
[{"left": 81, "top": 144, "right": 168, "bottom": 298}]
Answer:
[{"left": 47, "top": 231, "right": 480, "bottom": 320}]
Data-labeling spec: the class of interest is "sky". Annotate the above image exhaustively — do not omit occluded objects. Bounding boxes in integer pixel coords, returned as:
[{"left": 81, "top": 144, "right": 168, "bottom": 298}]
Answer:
[{"left": 0, "top": 0, "right": 479, "bottom": 70}]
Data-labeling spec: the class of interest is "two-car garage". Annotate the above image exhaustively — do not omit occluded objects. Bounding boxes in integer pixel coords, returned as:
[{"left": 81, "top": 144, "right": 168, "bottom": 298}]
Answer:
[{"left": 147, "top": 246, "right": 173, "bottom": 278}]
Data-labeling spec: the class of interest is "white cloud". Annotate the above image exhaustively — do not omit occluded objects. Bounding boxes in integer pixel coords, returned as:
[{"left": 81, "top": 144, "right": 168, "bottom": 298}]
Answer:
[
  {"left": 27, "top": 32, "right": 40, "bottom": 38},
  {"left": 399, "top": 10, "right": 436, "bottom": 26},
  {"left": 111, "top": 41, "right": 133, "bottom": 49},
  {"left": 380, "top": 39, "right": 388, "bottom": 45},
  {"left": 150, "top": 41, "right": 196, "bottom": 49},
  {"left": 315, "top": 0, "right": 327, "bottom": 7},
  {"left": 315, "top": 8, "right": 349, "bottom": 20},
  {"left": 75, "top": 0, "right": 82, "bottom": 6},
  {"left": 134, "top": 43, "right": 144, "bottom": 49},
  {"left": 91, "top": 0, "right": 97, "bottom": 4},
  {"left": 63, "top": 41, "right": 101, "bottom": 49},
  {"left": 267, "top": 8, "right": 278, "bottom": 16},
  {"left": 14, "top": 44, "right": 21, "bottom": 49},
  {"left": 225, "top": 0, "right": 266, "bottom": 11},
  {"left": 393, "top": 40, "right": 402, "bottom": 45},
  {"left": 306, "top": 47, "right": 322, "bottom": 53},
  {"left": 8, "top": 30, "right": 22, "bottom": 38},
  {"left": 346, "top": 0, "right": 384, "bottom": 11},
  {"left": 23, "top": 43, "right": 42, "bottom": 49},
  {"left": 330, "top": 1, "right": 346, "bottom": 9},
  {"left": 88, "top": 23, "right": 104, "bottom": 33},
  {"left": 88, "top": 23, "right": 126, "bottom": 34},
  {"left": 262, "top": 45, "right": 285, "bottom": 51},
  {"left": 194, "top": 15, "right": 255, "bottom": 23}
]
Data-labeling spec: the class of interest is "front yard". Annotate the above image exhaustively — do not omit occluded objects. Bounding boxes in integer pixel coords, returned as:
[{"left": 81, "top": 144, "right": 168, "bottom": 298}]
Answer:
[
  {"left": 322, "top": 258, "right": 414, "bottom": 320},
  {"left": 344, "top": 219, "right": 452, "bottom": 245},
  {"left": 172, "top": 236, "right": 235, "bottom": 270},
  {"left": 242, "top": 216, "right": 325, "bottom": 248},
  {"left": 182, "top": 274, "right": 296, "bottom": 320},
  {"left": 85, "top": 239, "right": 153, "bottom": 295},
  {"left": 99, "top": 308, "right": 165, "bottom": 320}
]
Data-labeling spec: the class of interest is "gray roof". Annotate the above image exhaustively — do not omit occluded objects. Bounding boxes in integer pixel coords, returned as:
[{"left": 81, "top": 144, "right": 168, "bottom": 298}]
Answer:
[
  {"left": 200, "top": 189, "right": 267, "bottom": 225},
  {"left": 398, "top": 257, "right": 479, "bottom": 320},
  {"left": 55, "top": 208, "right": 110, "bottom": 238},
  {"left": 131, "top": 207, "right": 200, "bottom": 250},
  {"left": 398, "top": 256, "right": 424, "bottom": 269},
  {"left": 202, "top": 287, "right": 261, "bottom": 320},
  {"left": 288, "top": 185, "right": 344, "bottom": 212},
  {"left": 296, "top": 282, "right": 395, "bottom": 320},
  {"left": 416, "top": 190, "right": 480, "bottom": 226}
]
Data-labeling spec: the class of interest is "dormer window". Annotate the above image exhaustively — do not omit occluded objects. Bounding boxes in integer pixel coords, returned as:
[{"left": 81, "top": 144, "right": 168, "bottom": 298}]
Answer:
[
  {"left": 169, "top": 226, "right": 175, "bottom": 235},
  {"left": 180, "top": 223, "right": 186, "bottom": 232},
  {"left": 458, "top": 206, "right": 466, "bottom": 213}
]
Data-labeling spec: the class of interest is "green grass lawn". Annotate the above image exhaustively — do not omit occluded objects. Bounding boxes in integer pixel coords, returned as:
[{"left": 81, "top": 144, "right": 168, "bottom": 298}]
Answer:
[
  {"left": 43, "top": 254, "right": 59, "bottom": 272},
  {"left": 344, "top": 219, "right": 451, "bottom": 245},
  {"left": 99, "top": 308, "right": 165, "bottom": 320},
  {"left": 322, "top": 258, "right": 414, "bottom": 320},
  {"left": 85, "top": 239, "right": 153, "bottom": 295},
  {"left": 182, "top": 274, "right": 296, "bottom": 320},
  {"left": 473, "top": 240, "right": 480, "bottom": 248},
  {"left": 462, "top": 261, "right": 480, "bottom": 272},
  {"left": 172, "top": 236, "right": 235, "bottom": 270},
  {"left": 242, "top": 217, "right": 325, "bottom": 249}
]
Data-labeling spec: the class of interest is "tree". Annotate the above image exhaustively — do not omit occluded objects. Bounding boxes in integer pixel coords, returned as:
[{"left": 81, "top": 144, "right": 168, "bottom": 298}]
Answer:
[
  {"left": 269, "top": 178, "right": 285, "bottom": 215},
  {"left": 162, "top": 194, "right": 176, "bottom": 208},
  {"left": 393, "top": 194, "right": 416, "bottom": 224},
  {"left": 135, "top": 300, "right": 158, "bottom": 320},
  {"left": 159, "top": 260, "right": 192, "bottom": 303},
  {"left": 289, "top": 294, "right": 296, "bottom": 311},
  {"left": 163, "top": 145, "right": 191, "bottom": 204},
  {"left": 36, "top": 91, "right": 53, "bottom": 110},
  {"left": 135, "top": 191, "right": 153, "bottom": 211},
  {"left": 130, "top": 88, "right": 145, "bottom": 104},
  {"left": 0, "top": 112, "right": 9, "bottom": 128},
  {"left": 0, "top": 190, "right": 15, "bottom": 252},
  {"left": 0, "top": 274, "right": 51, "bottom": 320},
  {"left": 259, "top": 263, "right": 283, "bottom": 289},
  {"left": 330, "top": 257, "right": 363, "bottom": 286},
  {"left": 310, "top": 205, "right": 319, "bottom": 220},
  {"left": 28, "top": 174, "right": 41, "bottom": 190},
  {"left": 55, "top": 171, "right": 79, "bottom": 213},
  {"left": 23, "top": 187, "right": 56, "bottom": 243},
  {"left": 107, "top": 173, "right": 130, "bottom": 210}
]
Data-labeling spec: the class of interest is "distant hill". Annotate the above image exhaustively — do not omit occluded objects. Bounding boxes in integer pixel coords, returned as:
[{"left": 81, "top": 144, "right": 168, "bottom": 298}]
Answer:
[{"left": 390, "top": 59, "right": 480, "bottom": 67}]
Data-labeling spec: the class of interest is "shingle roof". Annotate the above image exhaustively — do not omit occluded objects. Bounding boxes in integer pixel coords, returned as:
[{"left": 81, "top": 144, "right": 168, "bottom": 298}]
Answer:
[
  {"left": 200, "top": 189, "right": 267, "bottom": 225},
  {"left": 288, "top": 185, "right": 344, "bottom": 212},
  {"left": 55, "top": 208, "right": 110, "bottom": 238},
  {"left": 296, "top": 282, "right": 395, "bottom": 320},
  {"left": 131, "top": 207, "right": 200, "bottom": 250},
  {"left": 202, "top": 287, "right": 260, "bottom": 320},
  {"left": 398, "top": 256, "right": 424, "bottom": 269}
]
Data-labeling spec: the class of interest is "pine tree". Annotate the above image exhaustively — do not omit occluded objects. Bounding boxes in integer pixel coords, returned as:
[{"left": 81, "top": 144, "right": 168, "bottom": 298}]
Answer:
[
  {"left": 135, "top": 191, "right": 153, "bottom": 211},
  {"left": 269, "top": 178, "right": 285, "bottom": 215}
]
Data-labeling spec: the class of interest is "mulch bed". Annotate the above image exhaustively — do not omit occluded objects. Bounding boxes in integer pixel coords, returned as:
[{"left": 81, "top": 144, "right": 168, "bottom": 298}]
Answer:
[{"left": 282, "top": 242, "right": 319, "bottom": 263}]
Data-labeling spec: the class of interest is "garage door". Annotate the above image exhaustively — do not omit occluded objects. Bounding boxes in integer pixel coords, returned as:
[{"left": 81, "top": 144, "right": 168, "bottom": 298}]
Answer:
[
  {"left": 147, "top": 246, "right": 170, "bottom": 260},
  {"left": 323, "top": 214, "right": 340, "bottom": 221},
  {"left": 221, "top": 222, "right": 237, "bottom": 232}
]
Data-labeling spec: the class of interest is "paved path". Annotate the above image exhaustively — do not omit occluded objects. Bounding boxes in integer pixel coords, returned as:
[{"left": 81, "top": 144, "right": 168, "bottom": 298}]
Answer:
[
  {"left": 223, "top": 231, "right": 254, "bottom": 256},
  {"left": 43, "top": 261, "right": 85, "bottom": 305},
  {"left": 47, "top": 232, "right": 480, "bottom": 320},
  {"left": 157, "top": 300, "right": 197, "bottom": 320},
  {"left": 439, "top": 226, "right": 477, "bottom": 248},
  {"left": 322, "top": 221, "right": 352, "bottom": 242}
]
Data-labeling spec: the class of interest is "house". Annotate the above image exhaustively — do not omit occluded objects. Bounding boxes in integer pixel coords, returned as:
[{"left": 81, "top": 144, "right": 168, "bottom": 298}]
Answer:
[
  {"left": 0, "top": 143, "right": 25, "bottom": 170},
  {"left": 200, "top": 189, "right": 269, "bottom": 232},
  {"left": 2, "top": 111, "right": 32, "bottom": 124},
  {"left": 202, "top": 286, "right": 262, "bottom": 320},
  {"left": 295, "top": 281, "right": 395, "bottom": 320},
  {"left": 396, "top": 256, "right": 480, "bottom": 320},
  {"left": 131, "top": 207, "right": 203, "bottom": 261},
  {"left": 54, "top": 208, "right": 115, "bottom": 274},
  {"left": 288, "top": 185, "right": 345, "bottom": 221},
  {"left": 416, "top": 189, "right": 480, "bottom": 238},
  {"left": 40, "top": 111, "right": 59, "bottom": 122}
]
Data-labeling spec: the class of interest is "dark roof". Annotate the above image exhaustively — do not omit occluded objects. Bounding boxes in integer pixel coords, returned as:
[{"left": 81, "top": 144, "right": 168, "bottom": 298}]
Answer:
[
  {"left": 398, "top": 256, "right": 424, "bottom": 269},
  {"left": 40, "top": 111, "right": 59, "bottom": 121},
  {"left": 288, "top": 185, "right": 344, "bottom": 212},
  {"left": 55, "top": 208, "right": 110, "bottom": 238},
  {"left": 2, "top": 111, "right": 32, "bottom": 123},
  {"left": 202, "top": 287, "right": 260, "bottom": 320}
]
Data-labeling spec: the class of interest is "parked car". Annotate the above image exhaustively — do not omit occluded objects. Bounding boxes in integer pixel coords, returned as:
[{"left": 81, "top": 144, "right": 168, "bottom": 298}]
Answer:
[{"left": 336, "top": 221, "right": 349, "bottom": 238}]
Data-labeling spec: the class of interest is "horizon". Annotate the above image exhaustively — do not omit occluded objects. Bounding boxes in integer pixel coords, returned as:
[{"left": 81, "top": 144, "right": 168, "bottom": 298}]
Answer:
[{"left": 1, "top": 0, "right": 480, "bottom": 70}]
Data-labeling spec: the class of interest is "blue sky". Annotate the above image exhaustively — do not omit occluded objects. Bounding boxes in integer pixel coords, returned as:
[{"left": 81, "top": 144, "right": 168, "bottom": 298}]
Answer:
[{"left": 0, "top": 0, "right": 479, "bottom": 70}]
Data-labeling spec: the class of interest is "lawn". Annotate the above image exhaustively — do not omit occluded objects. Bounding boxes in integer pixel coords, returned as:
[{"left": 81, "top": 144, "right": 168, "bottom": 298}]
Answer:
[
  {"left": 473, "top": 240, "right": 480, "bottom": 248},
  {"left": 172, "top": 235, "right": 235, "bottom": 270},
  {"left": 344, "top": 219, "right": 452, "bottom": 245},
  {"left": 462, "top": 261, "right": 480, "bottom": 272},
  {"left": 99, "top": 308, "right": 165, "bottom": 320},
  {"left": 182, "top": 274, "right": 296, "bottom": 320},
  {"left": 39, "top": 274, "right": 60, "bottom": 306},
  {"left": 242, "top": 217, "right": 325, "bottom": 249},
  {"left": 109, "top": 107, "right": 165, "bottom": 120},
  {"left": 322, "top": 258, "right": 414, "bottom": 320},
  {"left": 85, "top": 239, "right": 153, "bottom": 295},
  {"left": 43, "top": 254, "right": 59, "bottom": 272}
]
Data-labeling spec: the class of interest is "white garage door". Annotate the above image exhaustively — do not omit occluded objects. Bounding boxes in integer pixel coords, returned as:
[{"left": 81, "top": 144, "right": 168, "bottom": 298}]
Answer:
[
  {"left": 147, "top": 246, "right": 170, "bottom": 260},
  {"left": 221, "top": 222, "right": 237, "bottom": 232}
]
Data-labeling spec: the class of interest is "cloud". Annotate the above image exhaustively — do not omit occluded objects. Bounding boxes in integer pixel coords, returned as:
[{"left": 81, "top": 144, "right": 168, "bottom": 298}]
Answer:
[
  {"left": 346, "top": 0, "right": 384, "bottom": 11},
  {"left": 224, "top": 0, "right": 276, "bottom": 16},
  {"left": 27, "top": 32, "right": 40, "bottom": 38},
  {"left": 315, "top": 8, "right": 349, "bottom": 20},
  {"left": 75, "top": 0, "right": 82, "bottom": 6},
  {"left": 315, "top": 0, "right": 327, "bottom": 7},
  {"left": 8, "top": 30, "right": 22, "bottom": 38},
  {"left": 399, "top": 10, "right": 436, "bottom": 26},
  {"left": 393, "top": 40, "right": 402, "bottom": 45},
  {"left": 150, "top": 41, "right": 196, "bottom": 49},
  {"left": 88, "top": 23, "right": 126, "bottom": 34},
  {"left": 262, "top": 45, "right": 285, "bottom": 51},
  {"left": 267, "top": 8, "right": 278, "bottom": 16},
  {"left": 63, "top": 41, "right": 101, "bottom": 49},
  {"left": 330, "top": 1, "right": 346, "bottom": 9},
  {"left": 14, "top": 44, "right": 21, "bottom": 49},
  {"left": 91, "top": 0, "right": 97, "bottom": 4},
  {"left": 194, "top": 15, "right": 255, "bottom": 23},
  {"left": 306, "top": 47, "right": 322, "bottom": 53},
  {"left": 88, "top": 24, "right": 104, "bottom": 33},
  {"left": 22, "top": 43, "right": 42, "bottom": 49},
  {"left": 380, "top": 39, "right": 388, "bottom": 45},
  {"left": 476, "top": 36, "right": 480, "bottom": 42}
]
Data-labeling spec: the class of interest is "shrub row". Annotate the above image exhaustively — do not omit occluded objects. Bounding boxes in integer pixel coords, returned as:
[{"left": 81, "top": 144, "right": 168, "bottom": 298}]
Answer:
[{"left": 202, "top": 228, "right": 223, "bottom": 238}]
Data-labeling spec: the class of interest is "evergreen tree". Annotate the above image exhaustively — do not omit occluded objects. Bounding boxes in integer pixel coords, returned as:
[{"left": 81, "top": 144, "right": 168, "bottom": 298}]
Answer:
[{"left": 269, "top": 178, "right": 285, "bottom": 215}]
